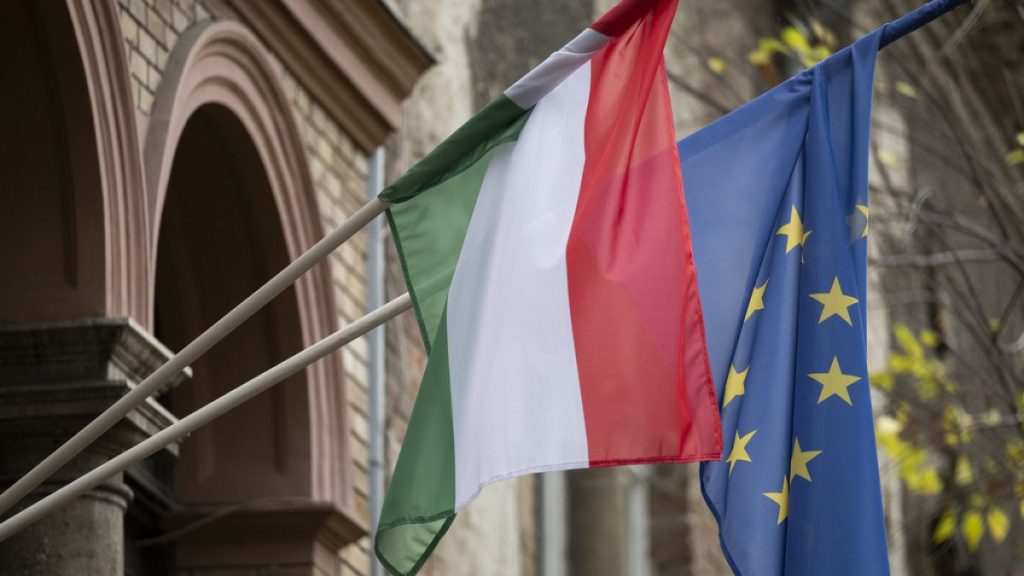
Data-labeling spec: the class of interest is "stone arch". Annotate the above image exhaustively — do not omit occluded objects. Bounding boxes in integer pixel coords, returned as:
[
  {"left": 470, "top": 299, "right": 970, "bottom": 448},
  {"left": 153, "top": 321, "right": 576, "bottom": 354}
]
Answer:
[
  {"left": 68, "top": 0, "right": 150, "bottom": 324},
  {"left": 0, "top": 0, "right": 146, "bottom": 324},
  {"left": 144, "top": 21, "right": 358, "bottom": 560}
]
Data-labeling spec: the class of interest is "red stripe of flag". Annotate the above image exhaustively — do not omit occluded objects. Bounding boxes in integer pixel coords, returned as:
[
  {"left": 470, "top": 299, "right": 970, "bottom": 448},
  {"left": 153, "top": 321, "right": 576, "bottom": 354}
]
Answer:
[{"left": 567, "top": 0, "right": 722, "bottom": 465}]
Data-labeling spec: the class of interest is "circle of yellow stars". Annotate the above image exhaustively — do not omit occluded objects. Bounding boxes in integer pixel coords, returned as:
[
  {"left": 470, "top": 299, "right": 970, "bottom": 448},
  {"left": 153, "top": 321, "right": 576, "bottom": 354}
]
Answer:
[{"left": 721, "top": 202, "right": 868, "bottom": 525}]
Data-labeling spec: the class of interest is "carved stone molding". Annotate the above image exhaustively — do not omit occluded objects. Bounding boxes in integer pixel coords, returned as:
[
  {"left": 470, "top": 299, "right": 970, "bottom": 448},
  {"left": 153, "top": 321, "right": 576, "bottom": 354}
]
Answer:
[
  {"left": 0, "top": 318, "right": 185, "bottom": 446},
  {"left": 223, "top": 0, "right": 435, "bottom": 152},
  {"left": 67, "top": 0, "right": 150, "bottom": 326},
  {"left": 142, "top": 21, "right": 363, "bottom": 564},
  {"left": 0, "top": 318, "right": 183, "bottom": 575}
]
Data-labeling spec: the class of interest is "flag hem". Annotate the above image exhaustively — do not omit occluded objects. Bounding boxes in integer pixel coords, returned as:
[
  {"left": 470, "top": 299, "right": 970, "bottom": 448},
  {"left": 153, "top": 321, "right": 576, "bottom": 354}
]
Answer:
[
  {"left": 375, "top": 511, "right": 457, "bottom": 576},
  {"left": 454, "top": 453, "right": 722, "bottom": 513},
  {"left": 699, "top": 461, "right": 745, "bottom": 576}
]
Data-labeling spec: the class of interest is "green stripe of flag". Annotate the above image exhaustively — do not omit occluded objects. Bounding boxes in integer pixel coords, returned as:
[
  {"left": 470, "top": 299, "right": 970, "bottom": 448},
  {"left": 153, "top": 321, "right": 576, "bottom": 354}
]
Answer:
[
  {"left": 383, "top": 94, "right": 531, "bottom": 350},
  {"left": 375, "top": 94, "right": 532, "bottom": 575},
  {"left": 375, "top": 315, "right": 456, "bottom": 576}
]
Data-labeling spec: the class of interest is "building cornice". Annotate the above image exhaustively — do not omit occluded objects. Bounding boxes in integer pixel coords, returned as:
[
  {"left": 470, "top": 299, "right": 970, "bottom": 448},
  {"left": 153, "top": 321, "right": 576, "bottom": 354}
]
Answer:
[{"left": 224, "top": 0, "right": 434, "bottom": 153}]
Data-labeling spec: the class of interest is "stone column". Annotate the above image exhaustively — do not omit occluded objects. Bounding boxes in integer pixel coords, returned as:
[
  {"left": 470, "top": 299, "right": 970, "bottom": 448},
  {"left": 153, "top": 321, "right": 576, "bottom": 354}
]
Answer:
[
  {"left": 0, "top": 319, "right": 185, "bottom": 576},
  {"left": 568, "top": 468, "right": 630, "bottom": 576}
]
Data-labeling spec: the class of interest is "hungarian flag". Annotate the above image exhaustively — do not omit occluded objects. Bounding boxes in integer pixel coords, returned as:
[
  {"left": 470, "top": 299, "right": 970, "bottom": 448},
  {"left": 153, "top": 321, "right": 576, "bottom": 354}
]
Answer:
[{"left": 375, "top": 1, "right": 721, "bottom": 573}]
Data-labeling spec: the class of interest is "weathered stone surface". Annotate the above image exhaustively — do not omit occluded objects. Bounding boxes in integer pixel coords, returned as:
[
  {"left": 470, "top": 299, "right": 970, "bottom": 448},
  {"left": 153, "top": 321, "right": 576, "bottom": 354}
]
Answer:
[{"left": 0, "top": 319, "right": 182, "bottom": 576}]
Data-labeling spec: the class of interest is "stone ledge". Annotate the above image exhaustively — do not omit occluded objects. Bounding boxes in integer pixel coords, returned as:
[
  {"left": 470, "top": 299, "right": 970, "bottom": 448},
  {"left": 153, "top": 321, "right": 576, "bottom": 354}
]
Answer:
[
  {"left": 0, "top": 317, "right": 191, "bottom": 391},
  {"left": 0, "top": 318, "right": 187, "bottom": 458},
  {"left": 169, "top": 499, "right": 368, "bottom": 573}
]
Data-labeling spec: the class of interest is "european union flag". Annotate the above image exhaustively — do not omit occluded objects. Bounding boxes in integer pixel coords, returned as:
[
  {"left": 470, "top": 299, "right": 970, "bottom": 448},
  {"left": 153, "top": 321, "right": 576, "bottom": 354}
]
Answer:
[{"left": 679, "top": 23, "right": 889, "bottom": 576}]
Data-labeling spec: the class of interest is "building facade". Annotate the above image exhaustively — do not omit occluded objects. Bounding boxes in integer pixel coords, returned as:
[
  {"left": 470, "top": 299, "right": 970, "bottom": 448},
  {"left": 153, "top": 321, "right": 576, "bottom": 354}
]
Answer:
[
  {"left": 4, "top": 0, "right": 989, "bottom": 574},
  {"left": 0, "top": 0, "right": 431, "bottom": 574},
  {"left": 0, "top": 0, "right": 788, "bottom": 574}
]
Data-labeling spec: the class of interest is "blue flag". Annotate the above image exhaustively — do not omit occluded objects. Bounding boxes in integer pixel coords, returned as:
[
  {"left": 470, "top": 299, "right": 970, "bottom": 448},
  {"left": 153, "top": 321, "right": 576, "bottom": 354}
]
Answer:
[{"left": 679, "top": 26, "right": 888, "bottom": 575}]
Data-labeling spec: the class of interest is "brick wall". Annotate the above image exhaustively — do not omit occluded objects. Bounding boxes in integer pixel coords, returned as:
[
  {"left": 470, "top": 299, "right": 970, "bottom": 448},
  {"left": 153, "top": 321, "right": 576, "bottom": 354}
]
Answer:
[{"left": 116, "top": 0, "right": 377, "bottom": 573}]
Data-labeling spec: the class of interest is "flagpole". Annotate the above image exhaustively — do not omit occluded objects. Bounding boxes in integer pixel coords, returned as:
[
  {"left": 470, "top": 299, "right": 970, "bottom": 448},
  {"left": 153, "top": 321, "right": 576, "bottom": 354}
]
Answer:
[
  {"left": 0, "top": 197, "right": 389, "bottom": 518},
  {"left": 0, "top": 292, "right": 413, "bottom": 543},
  {"left": 879, "top": 0, "right": 969, "bottom": 48}
]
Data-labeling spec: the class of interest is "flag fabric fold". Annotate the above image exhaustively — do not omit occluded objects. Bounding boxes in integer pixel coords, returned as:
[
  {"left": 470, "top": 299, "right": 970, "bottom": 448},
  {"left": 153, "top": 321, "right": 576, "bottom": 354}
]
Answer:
[
  {"left": 375, "top": 1, "right": 722, "bottom": 573},
  {"left": 681, "top": 25, "right": 889, "bottom": 576}
]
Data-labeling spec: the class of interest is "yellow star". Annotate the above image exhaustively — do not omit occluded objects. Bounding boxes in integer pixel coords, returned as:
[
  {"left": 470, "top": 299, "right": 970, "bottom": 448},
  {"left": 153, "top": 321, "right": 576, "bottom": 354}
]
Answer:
[
  {"left": 744, "top": 279, "right": 768, "bottom": 321},
  {"left": 809, "top": 356, "right": 861, "bottom": 405},
  {"left": 723, "top": 364, "right": 749, "bottom": 407},
  {"left": 726, "top": 430, "right": 757, "bottom": 475},
  {"left": 809, "top": 277, "right": 859, "bottom": 325},
  {"left": 763, "top": 476, "right": 789, "bottom": 524},
  {"left": 847, "top": 204, "right": 869, "bottom": 240},
  {"left": 789, "top": 438, "right": 823, "bottom": 482},
  {"left": 776, "top": 206, "right": 812, "bottom": 253}
]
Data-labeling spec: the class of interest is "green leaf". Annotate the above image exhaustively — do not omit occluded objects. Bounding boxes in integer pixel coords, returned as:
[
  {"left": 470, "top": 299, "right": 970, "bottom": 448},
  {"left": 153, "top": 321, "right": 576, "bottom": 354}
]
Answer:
[{"left": 962, "top": 510, "right": 985, "bottom": 551}]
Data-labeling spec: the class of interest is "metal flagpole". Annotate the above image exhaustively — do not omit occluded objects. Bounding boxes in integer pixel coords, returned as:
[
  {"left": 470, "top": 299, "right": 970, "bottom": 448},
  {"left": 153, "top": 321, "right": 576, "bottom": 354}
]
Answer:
[
  {"left": 0, "top": 292, "right": 413, "bottom": 543},
  {"left": 366, "top": 147, "right": 388, "bottom": 576},
  {"left": 0, "top": 197, "right": 389, "bottom": 518}
]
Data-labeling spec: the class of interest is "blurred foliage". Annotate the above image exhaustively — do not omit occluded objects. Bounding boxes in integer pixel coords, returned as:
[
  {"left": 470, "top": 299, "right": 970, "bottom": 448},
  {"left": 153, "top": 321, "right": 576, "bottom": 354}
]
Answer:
[
  {"left": 871, "top": 325, "right": 1024, "bottom": 556},
  {"left": 749, "top": 19, "right": 836, "bottom": 68},
  {"left": 1007, "top": 132, "right": 1024, "bottom": 166}
]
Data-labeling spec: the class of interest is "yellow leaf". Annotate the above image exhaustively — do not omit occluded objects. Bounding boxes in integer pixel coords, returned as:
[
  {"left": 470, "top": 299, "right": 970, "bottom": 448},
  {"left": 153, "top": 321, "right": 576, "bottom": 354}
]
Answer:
[
  {"left": 876, "top": 415, "right": 902, "bottom": 435},
  {"left": 987, "top": 508, "right": 1009, "bottom": 543},
  {"left": 889, "top": 355, "right": 914, "bottom": 373},
  {"left": 1007, "top": 149, "right": 1024, "bottom": 166},
  {"left": 1007, "top": 439, "right": 1024, "bottom": 464},
  {"left": 962, "top": 510, "right": 985, "bottom": 551},
  {"left": 918, "top": 378, "right": 938, "bottom": 400},
  {"left": 749, "top": 49, "right": 770, "bottom": 66},
  {"left": 878, "top": 149, "right": 899, "bottom": 167},
  {"left": 762, "top": 38, "right": 787, "bottom": 53},
  {"left": 915, "top": 469, "right": 943, "bottom": 495},
  {"left": 781, "top": 27, "right": 811, "bottom": 53},
  {"left": 804, "top": 45, "right": 831, "bottom": 66},
  {"left": 981, "top": 409, "right": 1002, "bottom": 426},
  {"left": 955, "top": 457, "right": 974, "bottom": 487},
  {"left": 809, "top": 19, "right": 836, "bottom": 47},
  {"left": 870, "top": 372, "right": 893, "bottom": 391},
  {"left": 920, "top": 329, "right": 941, "bottom": 348},
  {"left": 895, "top": 81, "right": 919, "bottom": 99},
  {"left": 933, "top": 511, "right": 956, "bottom": 544},
  {"left": 707, "top": 57, "right": 727, "bottom": 75}
]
